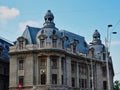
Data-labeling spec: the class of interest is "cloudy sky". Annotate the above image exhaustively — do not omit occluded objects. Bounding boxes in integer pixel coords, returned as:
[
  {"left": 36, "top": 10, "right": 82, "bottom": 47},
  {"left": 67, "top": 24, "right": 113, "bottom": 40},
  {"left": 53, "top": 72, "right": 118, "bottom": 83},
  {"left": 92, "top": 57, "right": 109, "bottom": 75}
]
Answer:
[{"left": 0, "top": 0, "right": 120, "bottom": 80}]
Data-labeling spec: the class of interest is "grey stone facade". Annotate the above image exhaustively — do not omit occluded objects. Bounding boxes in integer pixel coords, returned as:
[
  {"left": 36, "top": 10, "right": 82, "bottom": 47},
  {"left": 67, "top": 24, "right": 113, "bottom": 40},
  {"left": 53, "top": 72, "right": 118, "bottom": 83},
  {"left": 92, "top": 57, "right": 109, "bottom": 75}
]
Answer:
[{"left": 9, "top": 10, "right": 114, "bottom": 90}]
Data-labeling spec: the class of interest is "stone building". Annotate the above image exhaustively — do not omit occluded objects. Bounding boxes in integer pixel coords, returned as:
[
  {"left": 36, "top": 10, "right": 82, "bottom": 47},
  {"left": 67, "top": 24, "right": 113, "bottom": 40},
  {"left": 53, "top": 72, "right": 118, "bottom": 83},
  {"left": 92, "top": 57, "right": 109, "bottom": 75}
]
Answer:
[
  {"left": 0, "top": 37, "right": 13, "bottom": 90},
  {"left": 9, "top": 10, "right": 114, "bottom": 90}
]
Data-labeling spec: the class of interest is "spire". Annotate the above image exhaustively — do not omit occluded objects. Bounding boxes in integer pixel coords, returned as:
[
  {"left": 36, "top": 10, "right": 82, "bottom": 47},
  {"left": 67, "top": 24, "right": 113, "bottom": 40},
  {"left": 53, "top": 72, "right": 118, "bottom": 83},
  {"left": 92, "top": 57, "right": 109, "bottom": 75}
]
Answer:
[
  {"left": 43, "top": 10, "right": 55, "bottom": 28},
  {"left": 92, "top": 30, "right": 102, "bottom": 45}
]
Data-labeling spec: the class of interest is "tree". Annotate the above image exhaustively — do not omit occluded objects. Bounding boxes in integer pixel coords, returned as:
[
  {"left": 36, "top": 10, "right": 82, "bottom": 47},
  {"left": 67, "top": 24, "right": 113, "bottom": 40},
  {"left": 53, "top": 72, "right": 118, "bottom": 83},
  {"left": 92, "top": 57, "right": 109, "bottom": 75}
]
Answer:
[{"left": 114, "top": 80, "right": 120, "bottom": 90}]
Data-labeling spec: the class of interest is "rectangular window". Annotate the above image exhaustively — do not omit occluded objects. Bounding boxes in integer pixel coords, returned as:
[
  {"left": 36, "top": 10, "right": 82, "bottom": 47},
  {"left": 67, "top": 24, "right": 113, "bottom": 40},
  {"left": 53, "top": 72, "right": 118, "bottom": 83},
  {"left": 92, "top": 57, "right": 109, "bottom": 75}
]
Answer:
[
  {"left": 52, "top": 39, "right": 57, "bottom": 48},
  {"left": 51, "top": 58, "right": 57, "bottom": 69},
  {"left": 41, "top": 74, "right": 46, "bottom": 85},
  {"left": 52, "top": 74, "right": 57, "bottom": 84},
  {"left": 72, "top": 77, "right": 75, "bottom": 87},
  {"left": 62, "top": 40, "right": 64, "bottom": 49},
  {"left": 71, "top": 62, "right": 76, "bottom": 73},
  {"left": 80, "top": 79, "right": 87, "bottom": 88},
  {"left": 40, "top": 39, "right": 45, "bottom": 48},
  {"left": 19, "top": 59, "right": 24, "bottom": 70},
  {"left": 102, "top": 67, "right": 107, "bottom": 77},
  {"left": 61, "top": 57, "right": 64, "bottom": 70},
  {"left": 73, "top": 45, "right": 76, "bottom": 53},
  {"left": 19, "top": 41, "right": 23, "bottom": 49},
  {"left": 103, "top": 81, "right": 107, "bottom": 89},
  {"left": 40, "top": 59, "right": 46, "bottom": 66},
  {"left": 19, "top": 76, "right": 24, "bottom": 86}
]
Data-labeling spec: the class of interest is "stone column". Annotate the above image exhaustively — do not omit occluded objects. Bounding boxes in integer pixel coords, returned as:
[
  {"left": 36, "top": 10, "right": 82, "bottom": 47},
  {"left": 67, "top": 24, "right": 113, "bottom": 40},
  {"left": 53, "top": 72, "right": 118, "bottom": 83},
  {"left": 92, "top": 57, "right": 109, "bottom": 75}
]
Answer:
[
  {"left": 76, "top": 62, "right": 79, "bottom": 88},
  {"left": 87, "top": 63, "right": 90, "bottom": 89},
  {"left": 96, "top": 63, "right": 103, "bottom": 90},
  {"left": 36, "top": 56, "right": 39, "bottom": 85},
  {"left": 47, "top": 56, "right": 51, "bottom": 85},
  {"left": 58, "top": 57, "right": 62, "bottom": 85},
  {"left": 63, "top": 58, "right": 66, "bottom": 85}
]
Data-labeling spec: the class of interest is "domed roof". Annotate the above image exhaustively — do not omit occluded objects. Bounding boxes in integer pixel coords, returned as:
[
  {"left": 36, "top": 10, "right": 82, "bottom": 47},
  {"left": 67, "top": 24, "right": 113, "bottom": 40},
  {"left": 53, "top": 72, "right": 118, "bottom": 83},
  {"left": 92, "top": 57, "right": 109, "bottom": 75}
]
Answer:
[{"left": 93, "top": 30, "right": 100, "bottom": 38}]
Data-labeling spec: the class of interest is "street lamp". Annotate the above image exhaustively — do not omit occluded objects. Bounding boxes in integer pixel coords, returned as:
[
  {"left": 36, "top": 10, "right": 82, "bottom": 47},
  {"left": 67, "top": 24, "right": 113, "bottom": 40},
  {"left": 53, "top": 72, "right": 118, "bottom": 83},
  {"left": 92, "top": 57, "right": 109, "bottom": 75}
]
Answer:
[
  {"left": 106, "top": 24, "right": 117, "bottom": 90},
  {"left": 106, "top": 24, "right": 112, "bottom": 90}
]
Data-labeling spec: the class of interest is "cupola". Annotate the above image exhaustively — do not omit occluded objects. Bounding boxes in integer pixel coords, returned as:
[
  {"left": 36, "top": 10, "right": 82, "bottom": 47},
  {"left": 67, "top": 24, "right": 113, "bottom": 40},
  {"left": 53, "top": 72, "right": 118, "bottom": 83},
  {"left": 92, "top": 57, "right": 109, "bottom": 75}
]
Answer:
[
  {"left": 43, "top": 10, "right": 55, "bottom": 28},
  {"left": 92, "top": 30, "right": 102, "bottom": 45},
  {"left": 93, "top": 30, "right": 100, "bottom": 39}
]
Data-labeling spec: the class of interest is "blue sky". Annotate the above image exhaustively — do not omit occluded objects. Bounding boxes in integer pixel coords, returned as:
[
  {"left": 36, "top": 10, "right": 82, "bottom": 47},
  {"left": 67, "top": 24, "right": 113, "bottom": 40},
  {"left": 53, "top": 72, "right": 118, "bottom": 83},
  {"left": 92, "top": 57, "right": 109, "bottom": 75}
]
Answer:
[{"left": 0, "top": 0, "right": 120, "bottom": 80}]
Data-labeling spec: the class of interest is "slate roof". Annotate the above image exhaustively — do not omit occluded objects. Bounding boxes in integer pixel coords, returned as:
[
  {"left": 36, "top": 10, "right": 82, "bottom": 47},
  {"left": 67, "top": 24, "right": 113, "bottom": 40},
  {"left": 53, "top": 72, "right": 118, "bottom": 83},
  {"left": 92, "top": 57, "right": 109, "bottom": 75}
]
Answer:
[
  {"left": 22, "top": 25, "right": 40, "bottom": 44},
  {"left": 0, "top": 37, "right": 13, "bottom": 60},
  {"left": 18, "top": 10, "right": 89, "bottom": 54},
  {"left": 61, "top": 30, "right": 88, "bottom": 53},
  {"left": 20, "top": 25, "right": 88, "bottom": 53}
]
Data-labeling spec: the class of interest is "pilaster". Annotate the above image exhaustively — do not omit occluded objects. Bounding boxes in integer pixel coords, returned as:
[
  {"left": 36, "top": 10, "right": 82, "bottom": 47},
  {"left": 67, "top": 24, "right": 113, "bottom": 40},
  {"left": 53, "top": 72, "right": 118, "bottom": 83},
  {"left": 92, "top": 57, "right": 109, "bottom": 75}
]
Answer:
[
  {"left": 76, "top": 62, "right": 79, "bottom": 88},
  {"left": 66, "top": 57, "right": 71, "bottom": 87},
  {"left": 47, "top": 56, "right": 51, "bottom": 85},
  {"left": 58, "top": 57, "right": 62, "bottom": 85}
]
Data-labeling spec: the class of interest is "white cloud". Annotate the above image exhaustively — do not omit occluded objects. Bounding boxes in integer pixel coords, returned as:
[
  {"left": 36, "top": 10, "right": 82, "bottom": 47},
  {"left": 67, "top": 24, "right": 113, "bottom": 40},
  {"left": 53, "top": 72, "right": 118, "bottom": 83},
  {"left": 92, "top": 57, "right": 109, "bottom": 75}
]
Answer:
[
  {"left": 0, "top": 6, "right": 19, "bottom": 21},
  {"left": 111, "top": 41, "right": 120, "bottom": 46},
  {"left": 19, "top": 21, "right": 40, "bottom": 31}
]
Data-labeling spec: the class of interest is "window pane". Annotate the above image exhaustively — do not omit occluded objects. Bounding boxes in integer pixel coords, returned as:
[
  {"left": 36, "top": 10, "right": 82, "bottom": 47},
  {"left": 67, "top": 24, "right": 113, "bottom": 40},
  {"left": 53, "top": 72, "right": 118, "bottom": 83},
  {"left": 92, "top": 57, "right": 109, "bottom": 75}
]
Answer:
[
  {"left": 19, "top": 59, "right": 24, "bottom": 70},
  {"left": 19, "top": 41, "right": 23, "bottom": 49},
  {"left": 52, "top": 74, "right": 57, "bottom": 84},
  {"left": 52, "top": 39, "right": 57, "bottom": 48},
  {"left": 19, "top": 76, "right": 24, "bottom": 86},
  {"left": 40, "top": 39, "right": 45, "bottom": 48},
  {"left": 72, "top": 77, "right": 75, "bottom": 87},
  {"left": 40, "top": 59, "right": 46, "bottom": 66},
  {"left": 51, "top": 58, "right": 57, "bottom": 69}
]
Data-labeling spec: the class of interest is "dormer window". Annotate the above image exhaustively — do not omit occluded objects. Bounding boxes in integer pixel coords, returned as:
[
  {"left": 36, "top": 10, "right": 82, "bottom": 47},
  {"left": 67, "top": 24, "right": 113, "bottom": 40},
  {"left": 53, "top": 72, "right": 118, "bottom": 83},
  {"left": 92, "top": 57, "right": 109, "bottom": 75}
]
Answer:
[
  {"left": 52, "top": 39, "right": 57, "bottom": 48},
  {"left": 19, "top": 41, "right": 23, "bottom": 49},
  {"left": 38, "top": 34, "right": 47, "bottom": 48},
  {"left": 40, "top": 39, "right": 45, "bottom": 48},
  {"left": 61, "top": 36, "right": 65, "bottom": 49},
  {"left": 71, "top": 39, "right": 79, "bottom": 53},
  {"left": 17, "top": 36, "right": 25, "bottom": 50},
  {"left": 50, "top": 32, "right": 58, "bottom": 48},
  {"left": 73, "top": 45, "right": 76, "bottom": 53}
]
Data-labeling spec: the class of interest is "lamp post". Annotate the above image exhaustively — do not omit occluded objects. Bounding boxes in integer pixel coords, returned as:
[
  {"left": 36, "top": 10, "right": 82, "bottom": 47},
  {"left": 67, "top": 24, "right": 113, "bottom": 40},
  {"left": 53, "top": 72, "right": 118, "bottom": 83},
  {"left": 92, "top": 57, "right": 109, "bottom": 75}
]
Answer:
[
  {"left": 106, "top": 24, "right": 117, "bottom": 90},
  {"left": 106, "top": 24, "right": 112, "bottom": 90}
]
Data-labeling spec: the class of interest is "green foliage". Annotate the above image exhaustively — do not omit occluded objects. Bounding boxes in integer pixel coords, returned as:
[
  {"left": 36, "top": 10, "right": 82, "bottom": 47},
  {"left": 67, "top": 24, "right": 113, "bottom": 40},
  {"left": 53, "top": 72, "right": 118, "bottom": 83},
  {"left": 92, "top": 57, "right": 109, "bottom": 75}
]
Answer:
[{"left": 114, "top": 80, "right": 120, "bottom": 90}]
